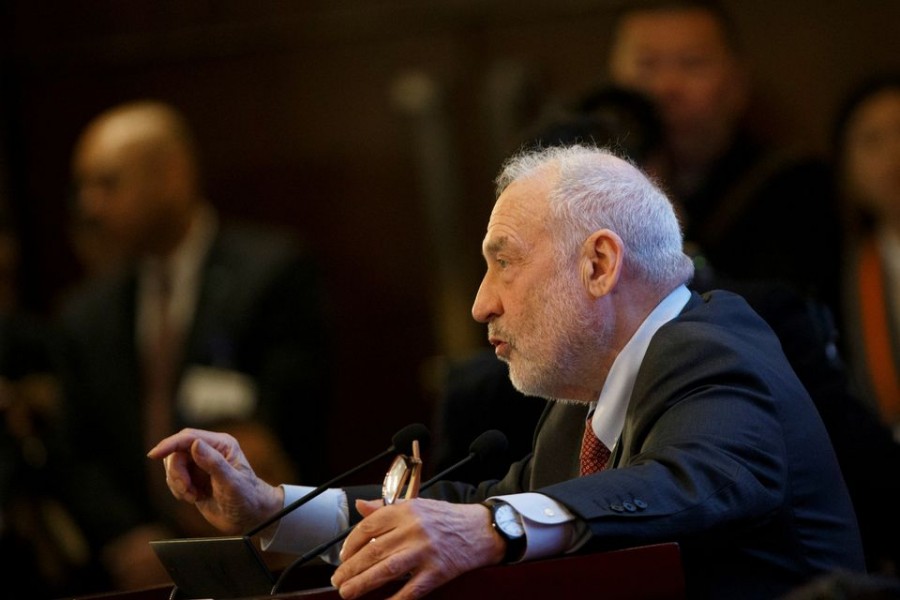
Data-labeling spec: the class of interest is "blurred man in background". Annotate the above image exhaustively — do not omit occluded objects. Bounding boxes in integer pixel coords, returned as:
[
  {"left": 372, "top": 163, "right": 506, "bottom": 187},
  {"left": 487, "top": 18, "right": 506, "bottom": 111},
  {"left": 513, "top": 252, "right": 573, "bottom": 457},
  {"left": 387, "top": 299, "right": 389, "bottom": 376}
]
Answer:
[
  {"left": 58, "top": 100, "right": 331, "bottom": 589},
  {"left": 607, "top": 0, "right": 841, "bottom": 310}
]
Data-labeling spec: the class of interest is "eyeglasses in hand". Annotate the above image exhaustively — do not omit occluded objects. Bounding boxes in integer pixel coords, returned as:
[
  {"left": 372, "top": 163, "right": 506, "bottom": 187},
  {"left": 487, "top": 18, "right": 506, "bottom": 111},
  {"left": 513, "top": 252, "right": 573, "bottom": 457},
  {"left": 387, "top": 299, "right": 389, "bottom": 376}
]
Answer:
[{"left": 382, "top": 439, "right": 422, "bottom": 505}]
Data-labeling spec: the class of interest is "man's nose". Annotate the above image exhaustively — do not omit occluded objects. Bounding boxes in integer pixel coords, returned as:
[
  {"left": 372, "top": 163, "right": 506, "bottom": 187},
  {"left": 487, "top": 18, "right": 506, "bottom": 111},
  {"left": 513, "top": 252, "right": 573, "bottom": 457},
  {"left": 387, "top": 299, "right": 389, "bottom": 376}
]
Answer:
[
  {"left": 76, "top": 184, "right": 106, "bottom": 220},
  {"left": 645, "top": 67, "right": 684, "bottom": 104},
  {"left": 471, "top": 276, "right": 501, "bottom": 323}
]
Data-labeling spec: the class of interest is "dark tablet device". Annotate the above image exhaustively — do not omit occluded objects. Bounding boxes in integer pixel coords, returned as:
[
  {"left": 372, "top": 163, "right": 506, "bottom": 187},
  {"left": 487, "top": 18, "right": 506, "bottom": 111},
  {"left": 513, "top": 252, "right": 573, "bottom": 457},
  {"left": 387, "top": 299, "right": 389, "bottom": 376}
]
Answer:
[{"left": 150, "top": 535, "right": 275, "bottom": 599}]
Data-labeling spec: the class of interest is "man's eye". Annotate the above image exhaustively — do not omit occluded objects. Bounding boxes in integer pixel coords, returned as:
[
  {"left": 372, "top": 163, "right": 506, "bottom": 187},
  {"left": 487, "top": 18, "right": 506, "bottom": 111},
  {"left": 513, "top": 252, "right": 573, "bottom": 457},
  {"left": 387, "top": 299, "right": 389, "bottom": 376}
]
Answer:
[
  {"left": 634, "top": 57, "right": 658, "bottom": 74},
  {"left": 496, "top": 258, "right": 509, "bottom": 269}
]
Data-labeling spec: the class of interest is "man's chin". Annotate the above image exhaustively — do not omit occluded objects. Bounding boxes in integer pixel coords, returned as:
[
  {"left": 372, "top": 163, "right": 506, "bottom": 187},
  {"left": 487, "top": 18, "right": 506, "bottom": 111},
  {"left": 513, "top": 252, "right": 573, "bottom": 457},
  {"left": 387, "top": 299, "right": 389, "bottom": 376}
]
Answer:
[
  {"left": 508, "top": 370, "right": 590, "bottom": 406},
  {"left": 508, "top": 369, "right": 550, "bottom": 401},
  {"left": 506, "top": 369, "right": 531, "bottom": 396}
]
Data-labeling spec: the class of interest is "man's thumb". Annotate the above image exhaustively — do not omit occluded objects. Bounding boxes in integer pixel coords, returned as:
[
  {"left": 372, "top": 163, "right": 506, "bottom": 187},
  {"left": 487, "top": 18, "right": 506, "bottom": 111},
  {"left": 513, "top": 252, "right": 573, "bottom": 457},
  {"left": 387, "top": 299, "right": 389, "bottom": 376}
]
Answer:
[
  {"left": 355, "top": 498, "right": 384, "bottom": 518},
  {"left": 191, "top": 439, "right": 223, "bottom": 473}
]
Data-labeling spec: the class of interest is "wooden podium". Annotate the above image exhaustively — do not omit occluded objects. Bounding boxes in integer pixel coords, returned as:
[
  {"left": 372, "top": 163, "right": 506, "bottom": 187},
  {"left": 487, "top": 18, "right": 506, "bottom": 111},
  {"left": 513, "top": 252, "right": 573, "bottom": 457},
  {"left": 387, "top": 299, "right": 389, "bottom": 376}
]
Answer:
[{"left": 72, "top": 543, "right": 684, "bottom": 600}]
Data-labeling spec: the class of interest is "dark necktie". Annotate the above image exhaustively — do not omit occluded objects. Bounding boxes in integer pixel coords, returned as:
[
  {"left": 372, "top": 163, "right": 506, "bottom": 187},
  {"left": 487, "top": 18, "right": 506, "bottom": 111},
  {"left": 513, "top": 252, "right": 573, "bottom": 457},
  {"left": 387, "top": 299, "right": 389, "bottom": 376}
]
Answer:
[
  {"left": 142, "top": 267, "right": 178, "bottom": 450},
  {"left": 142, "top": 267, "right": 185, "bottom": 523},
  {"left": 141, "top": 268, "right": 214, "bottom": 535},
  {"left": 579, "top": 414, "right": 611, "bottom": 476}
]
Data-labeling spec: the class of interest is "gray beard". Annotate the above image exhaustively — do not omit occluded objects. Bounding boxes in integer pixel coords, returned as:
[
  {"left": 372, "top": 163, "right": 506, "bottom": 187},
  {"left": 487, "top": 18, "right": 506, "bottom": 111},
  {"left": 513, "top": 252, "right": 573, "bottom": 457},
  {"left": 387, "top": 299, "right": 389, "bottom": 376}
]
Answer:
[{"left": 545, "top": 396, "right": 593, "bottom": 406}]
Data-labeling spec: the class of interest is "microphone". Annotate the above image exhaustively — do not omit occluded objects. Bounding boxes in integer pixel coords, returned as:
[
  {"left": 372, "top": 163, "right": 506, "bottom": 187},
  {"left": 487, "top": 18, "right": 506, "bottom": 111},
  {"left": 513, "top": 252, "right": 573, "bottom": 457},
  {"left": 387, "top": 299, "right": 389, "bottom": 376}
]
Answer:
[
  {"left": 420, "top": 429, "right": 508, "bottom": 488},
  {"left": 270, "top": 429, "right": 510, "bottom": 594},
  {"left": 245, "top": 422, "right": 430, "bottom": 536}
]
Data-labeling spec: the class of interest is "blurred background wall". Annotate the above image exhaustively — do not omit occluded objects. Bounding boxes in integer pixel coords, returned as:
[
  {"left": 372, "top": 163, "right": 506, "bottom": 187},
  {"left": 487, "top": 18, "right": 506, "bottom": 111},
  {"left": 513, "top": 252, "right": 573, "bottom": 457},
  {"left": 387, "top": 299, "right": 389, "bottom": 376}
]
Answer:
[{"left": 1, "top": 0, "right": 898, "bottom": 475}]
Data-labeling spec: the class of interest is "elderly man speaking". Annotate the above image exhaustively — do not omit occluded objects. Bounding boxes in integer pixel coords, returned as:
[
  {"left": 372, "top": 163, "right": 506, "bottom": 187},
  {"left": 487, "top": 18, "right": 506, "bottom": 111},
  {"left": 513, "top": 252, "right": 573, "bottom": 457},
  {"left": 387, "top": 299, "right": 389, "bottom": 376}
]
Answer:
[{"left": 150, "top": 145, "right": 864, "bottom": 599}]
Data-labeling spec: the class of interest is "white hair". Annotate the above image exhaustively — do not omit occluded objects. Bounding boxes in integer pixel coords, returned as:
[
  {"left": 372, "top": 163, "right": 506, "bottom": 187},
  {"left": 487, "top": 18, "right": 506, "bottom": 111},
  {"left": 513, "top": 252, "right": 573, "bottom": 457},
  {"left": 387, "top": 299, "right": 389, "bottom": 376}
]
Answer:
[{"left": 495, "top": 144, "right": 694, "bottom": 291}]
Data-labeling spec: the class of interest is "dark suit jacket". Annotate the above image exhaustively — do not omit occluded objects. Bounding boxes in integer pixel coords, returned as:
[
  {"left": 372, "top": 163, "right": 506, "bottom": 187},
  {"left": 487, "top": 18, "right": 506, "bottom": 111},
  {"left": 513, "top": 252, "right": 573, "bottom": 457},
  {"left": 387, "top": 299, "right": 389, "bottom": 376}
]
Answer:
[
  {"left": 57, "top": 223, "right": 330, "bottom": 547},
  {"left": 352, "top": 290, "right": 865, "bottom": 598}
]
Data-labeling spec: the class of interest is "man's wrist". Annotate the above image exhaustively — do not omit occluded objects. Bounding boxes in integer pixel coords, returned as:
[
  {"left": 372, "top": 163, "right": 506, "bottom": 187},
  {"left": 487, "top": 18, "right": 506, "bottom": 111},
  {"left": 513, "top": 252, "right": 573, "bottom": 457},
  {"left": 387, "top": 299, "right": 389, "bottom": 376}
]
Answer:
[
  {"left": 486, "top": 493, "right": 579, "bottom": 561},
  {"left": 249, "top": 482, "right": 285, "bottom": 533},
  {"left": 483, "top": 499, "right": 527, "bottom": 563}
]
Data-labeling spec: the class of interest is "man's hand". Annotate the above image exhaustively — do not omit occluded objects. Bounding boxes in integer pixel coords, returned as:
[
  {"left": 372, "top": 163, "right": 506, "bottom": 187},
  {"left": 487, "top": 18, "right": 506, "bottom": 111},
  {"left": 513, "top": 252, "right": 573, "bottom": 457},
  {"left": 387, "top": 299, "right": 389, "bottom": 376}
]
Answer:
[
  {"left": 331, "top": 498, "right": 506, "bottom": 600},
  {"left": 147, "top": 428, "right": 284, "bottom": 534}
]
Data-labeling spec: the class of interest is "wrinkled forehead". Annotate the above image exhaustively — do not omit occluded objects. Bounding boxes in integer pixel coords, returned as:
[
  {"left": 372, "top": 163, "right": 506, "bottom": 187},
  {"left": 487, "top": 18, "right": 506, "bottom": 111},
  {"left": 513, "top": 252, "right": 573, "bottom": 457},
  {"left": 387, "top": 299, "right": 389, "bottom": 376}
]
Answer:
[
  {"left": 494, "top": 168, "right": 557, "bottom": 219},
  {"left": 483, "top": 172, "right": 556, "bottom": 252}
]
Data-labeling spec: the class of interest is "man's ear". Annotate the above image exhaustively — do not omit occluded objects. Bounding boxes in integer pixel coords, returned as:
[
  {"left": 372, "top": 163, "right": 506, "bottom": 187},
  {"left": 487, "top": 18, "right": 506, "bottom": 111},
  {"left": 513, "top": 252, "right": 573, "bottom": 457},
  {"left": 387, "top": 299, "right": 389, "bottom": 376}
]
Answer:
[{"left": 580, "top": 229, "right": 624, "bottom": 298}]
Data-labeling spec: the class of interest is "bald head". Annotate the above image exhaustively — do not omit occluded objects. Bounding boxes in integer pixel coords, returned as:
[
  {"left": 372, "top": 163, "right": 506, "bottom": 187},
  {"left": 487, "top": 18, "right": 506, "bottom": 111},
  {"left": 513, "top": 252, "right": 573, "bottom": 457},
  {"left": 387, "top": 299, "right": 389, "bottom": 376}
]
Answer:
[{"left": 71, "top": 101, "right": 204, "bottom": 262}]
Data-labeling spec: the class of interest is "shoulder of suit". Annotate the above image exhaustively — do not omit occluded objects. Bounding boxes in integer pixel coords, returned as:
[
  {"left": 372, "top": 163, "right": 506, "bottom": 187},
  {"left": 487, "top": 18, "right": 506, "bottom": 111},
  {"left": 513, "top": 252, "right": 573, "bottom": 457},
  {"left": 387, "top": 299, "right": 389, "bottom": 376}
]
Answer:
[
  {"left": 214, "top": 223, "right": 303, "bottom": 260},
  {"left": 203, "top": 223, "right": 321, "bottom": 302},
  {"left": 653, "top": 289, "right": 778, "bottom": 355},
  {"left": 207, "top": 223, "right": 315, "bottom": 279}
]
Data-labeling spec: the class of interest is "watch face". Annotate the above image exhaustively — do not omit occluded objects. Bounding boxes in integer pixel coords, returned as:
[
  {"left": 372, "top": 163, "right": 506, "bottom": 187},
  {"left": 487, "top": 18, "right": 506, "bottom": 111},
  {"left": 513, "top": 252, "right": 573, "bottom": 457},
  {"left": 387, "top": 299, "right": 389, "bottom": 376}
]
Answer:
[{"left": 495, "top": 504, "right": 525, "bottom": 538}]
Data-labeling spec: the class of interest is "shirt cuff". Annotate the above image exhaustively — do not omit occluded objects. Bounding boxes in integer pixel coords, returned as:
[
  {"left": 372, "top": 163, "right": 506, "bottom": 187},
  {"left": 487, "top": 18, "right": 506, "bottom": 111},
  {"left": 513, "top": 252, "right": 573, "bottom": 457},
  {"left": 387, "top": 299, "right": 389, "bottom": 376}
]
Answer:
[
  {"left": 260, "top": 485, "right": 349, "bottom": 564},
  {"left": 488, "top": 492, "right": 579, "bottom": 562}
]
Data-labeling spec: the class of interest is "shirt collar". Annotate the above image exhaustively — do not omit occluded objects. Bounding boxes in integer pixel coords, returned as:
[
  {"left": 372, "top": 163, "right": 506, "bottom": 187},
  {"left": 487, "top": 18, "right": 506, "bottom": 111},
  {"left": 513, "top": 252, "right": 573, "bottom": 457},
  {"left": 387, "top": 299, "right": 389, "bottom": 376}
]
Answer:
[
  {"left": 590, "top": 284, "right": 691, "bottom": 449},
  {"left": 140, "top": 204, "right": 217, "bottom": 289},
  {"left": 136, "top": 204, "right": 218, "bottom": 341}
]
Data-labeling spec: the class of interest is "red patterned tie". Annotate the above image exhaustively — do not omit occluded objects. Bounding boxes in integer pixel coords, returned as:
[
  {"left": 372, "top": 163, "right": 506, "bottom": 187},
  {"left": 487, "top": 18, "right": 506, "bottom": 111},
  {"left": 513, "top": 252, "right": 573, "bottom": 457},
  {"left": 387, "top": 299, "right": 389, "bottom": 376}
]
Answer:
[{"left": 580, "top": 414, "right": 611, "bottom": 476}]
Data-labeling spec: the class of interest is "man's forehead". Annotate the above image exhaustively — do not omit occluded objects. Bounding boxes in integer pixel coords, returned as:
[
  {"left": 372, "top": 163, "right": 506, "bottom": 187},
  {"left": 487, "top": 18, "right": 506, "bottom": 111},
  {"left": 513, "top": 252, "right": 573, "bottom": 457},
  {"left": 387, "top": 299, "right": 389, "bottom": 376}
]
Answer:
[
  {"left": 483, "top": 174, "right": 554, "bottom": 251},
  {"left": 490, "top": 173, "right": 554, "bottom": 224},
  {"left": 615, "top": 9, "right": 731, "bottom": 55}
]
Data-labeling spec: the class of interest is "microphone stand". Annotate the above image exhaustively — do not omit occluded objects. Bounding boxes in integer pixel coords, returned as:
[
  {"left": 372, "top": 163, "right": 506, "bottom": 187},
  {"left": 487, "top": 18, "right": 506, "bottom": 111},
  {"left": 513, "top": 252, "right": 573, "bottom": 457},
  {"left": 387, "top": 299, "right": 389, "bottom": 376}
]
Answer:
[
  {"left": 247, "top": 422, "right": 429, "bottom": 537},
  {"left": 245, "top": 447, "right": 393, "bottom": 537}
]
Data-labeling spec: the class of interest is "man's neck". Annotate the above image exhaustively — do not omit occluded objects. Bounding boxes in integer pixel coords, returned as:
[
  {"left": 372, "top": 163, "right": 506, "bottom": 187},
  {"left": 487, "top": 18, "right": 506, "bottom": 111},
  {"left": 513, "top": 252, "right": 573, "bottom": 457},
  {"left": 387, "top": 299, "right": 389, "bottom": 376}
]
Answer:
[
  {"left": 143, "top": 202, "right": 216, "bottom": 267},
  {"left": 146, "top": 202, "right": 208, "bottom": 261},
  {"left": 590, "top": 282, "right": 671, "bottom": 397}
]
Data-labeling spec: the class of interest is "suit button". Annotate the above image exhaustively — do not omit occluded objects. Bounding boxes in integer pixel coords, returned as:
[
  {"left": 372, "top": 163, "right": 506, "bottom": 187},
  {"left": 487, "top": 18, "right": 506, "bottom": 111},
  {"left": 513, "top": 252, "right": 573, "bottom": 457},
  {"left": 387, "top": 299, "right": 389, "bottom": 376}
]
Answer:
[
  {"left": 622, "top": 502, "right": 636, "bottom": 512},
  {"left": 610, "top": 504, "right": 624, "bottom": 512},
  {"left": 634, "top": 499, "right": 648, "bottom": 509}
]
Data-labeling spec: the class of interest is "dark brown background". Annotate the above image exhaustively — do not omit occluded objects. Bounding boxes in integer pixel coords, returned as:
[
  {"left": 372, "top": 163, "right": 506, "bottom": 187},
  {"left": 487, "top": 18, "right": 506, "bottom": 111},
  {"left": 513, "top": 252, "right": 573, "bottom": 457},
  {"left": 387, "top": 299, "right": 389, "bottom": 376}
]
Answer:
[{"left": 2, "top": 0, "right": 898, "bottom": 477}]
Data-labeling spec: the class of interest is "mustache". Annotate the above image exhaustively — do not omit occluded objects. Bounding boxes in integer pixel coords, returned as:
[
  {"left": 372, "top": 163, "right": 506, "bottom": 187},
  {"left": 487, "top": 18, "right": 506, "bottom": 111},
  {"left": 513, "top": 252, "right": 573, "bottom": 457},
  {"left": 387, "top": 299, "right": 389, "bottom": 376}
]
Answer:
[{"left": 488, "top": 324, "right": 513, "bottom": 344}]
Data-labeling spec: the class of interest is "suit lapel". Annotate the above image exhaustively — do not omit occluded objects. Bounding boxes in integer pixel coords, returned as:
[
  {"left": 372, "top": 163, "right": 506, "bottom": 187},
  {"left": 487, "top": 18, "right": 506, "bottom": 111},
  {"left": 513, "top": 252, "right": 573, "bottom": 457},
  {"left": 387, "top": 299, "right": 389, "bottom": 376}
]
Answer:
[
  {"left": 530, "top": 401, "right": 590, "bottom": 488},
  {"left": 182, "top": 231, "right": 238, "bottom": 369}
]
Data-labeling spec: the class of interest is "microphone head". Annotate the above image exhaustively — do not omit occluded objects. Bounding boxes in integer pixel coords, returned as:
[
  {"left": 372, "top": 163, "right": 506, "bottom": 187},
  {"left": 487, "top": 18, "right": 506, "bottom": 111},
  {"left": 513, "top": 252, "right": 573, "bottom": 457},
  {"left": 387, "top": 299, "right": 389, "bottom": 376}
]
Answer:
[
  {"left": 468, "top": 429, "right": 508, "bottom": 463},
  {"left": 391, "top": 423, "right": 431, "bottom": 454}
]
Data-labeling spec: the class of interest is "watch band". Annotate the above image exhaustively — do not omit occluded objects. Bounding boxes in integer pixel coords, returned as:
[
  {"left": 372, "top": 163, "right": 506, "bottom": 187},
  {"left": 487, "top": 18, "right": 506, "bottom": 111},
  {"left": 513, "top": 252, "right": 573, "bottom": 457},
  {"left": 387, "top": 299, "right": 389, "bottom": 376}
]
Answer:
[{"left": 484, "top": 499, "right": 527, "bottom": 563}]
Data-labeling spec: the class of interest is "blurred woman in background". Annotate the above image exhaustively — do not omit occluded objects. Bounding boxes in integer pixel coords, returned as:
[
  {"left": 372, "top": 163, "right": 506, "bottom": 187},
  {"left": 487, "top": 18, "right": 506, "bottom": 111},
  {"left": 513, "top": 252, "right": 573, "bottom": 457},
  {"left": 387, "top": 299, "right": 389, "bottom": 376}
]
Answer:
[{"left": 834, "top": 74, "right": 900, "bottom": 440}]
